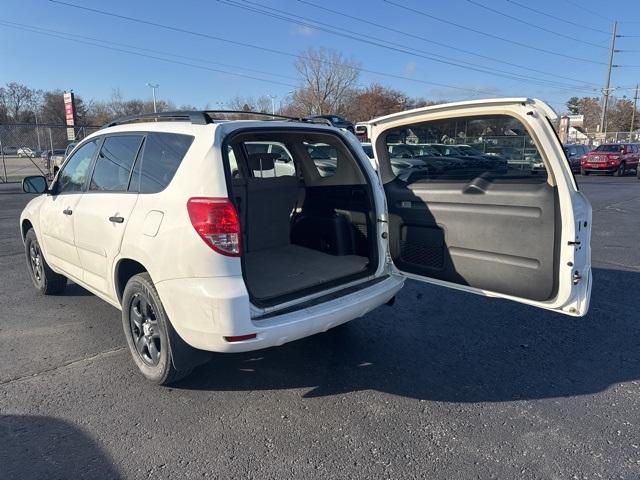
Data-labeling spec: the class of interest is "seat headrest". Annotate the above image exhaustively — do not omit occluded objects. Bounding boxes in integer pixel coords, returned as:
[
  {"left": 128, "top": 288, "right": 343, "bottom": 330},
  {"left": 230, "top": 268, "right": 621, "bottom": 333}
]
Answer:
[{"left": 247, "top": 152, "right": 279, "bottom": 171}]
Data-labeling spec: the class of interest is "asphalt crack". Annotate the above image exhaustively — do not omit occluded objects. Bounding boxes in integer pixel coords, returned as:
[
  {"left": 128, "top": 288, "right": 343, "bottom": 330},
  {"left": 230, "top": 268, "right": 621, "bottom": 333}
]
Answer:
[{"left": 0, "top": 346, "right": 125, "bottom": 386}]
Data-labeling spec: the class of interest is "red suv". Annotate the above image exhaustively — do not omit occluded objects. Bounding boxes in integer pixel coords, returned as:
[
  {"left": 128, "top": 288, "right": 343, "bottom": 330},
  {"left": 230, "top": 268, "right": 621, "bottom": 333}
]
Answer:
[{"left": 581, "top": 143, "right": 640, "bottom": 176}]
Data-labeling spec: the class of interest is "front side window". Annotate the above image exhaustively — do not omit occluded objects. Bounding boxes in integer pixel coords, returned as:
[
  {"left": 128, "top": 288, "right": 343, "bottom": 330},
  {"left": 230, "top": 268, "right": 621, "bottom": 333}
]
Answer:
[
  {"left": 131, "top": 132, "right": 194, "bottom": 193},
  {"left": 383, "top": 114, "right": 547, "bottom": 183},
  {"left": 56, "top": 139, "right": 99, "bottom": 194},
  {"left": 89, "top": 135, "right": 143, "bottom": 192}
]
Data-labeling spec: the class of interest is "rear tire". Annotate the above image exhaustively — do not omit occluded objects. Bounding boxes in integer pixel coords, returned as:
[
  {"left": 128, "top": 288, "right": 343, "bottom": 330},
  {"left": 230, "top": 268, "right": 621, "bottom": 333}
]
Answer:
[
  {"left": 614, "top": 163, "right": 625, "bottom": 177},
  {"left": 121, "top": 273, "right": 192, "bottom": 385},
  {"left": 24, "top": 229, "right": 66, "bottom": 295}
]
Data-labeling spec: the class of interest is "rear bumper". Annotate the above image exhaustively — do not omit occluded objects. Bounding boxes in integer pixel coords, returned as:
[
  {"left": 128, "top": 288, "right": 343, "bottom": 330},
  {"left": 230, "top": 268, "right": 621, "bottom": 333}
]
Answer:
[{"left": 156, "top": 274, "right": 404, "bottom": 353}]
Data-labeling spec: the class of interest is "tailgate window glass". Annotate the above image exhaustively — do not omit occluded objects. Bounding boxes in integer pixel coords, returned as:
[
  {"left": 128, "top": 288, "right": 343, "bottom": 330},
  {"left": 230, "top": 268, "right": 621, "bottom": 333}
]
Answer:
[{"left": 383, "top": 114, "right": 548, "bottom": 184}]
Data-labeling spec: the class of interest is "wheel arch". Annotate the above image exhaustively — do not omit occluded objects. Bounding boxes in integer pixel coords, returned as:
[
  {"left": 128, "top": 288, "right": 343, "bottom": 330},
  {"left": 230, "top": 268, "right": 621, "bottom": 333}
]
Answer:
[
  {"left": 21, "top": 218, "right": 34, "bottom": 242},
  {"left": 114, "top": 258, "right": 149, "bottom": 305}
]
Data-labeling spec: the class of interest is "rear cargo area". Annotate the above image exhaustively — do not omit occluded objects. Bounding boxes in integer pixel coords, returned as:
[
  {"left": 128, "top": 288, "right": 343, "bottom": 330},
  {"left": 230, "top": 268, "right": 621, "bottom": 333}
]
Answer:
[
  {"left": 244, "top": 245, "right": 369, "bottom": 299},
  {"left": 226, "top": 129, "right": 377, "bottom": 306}
]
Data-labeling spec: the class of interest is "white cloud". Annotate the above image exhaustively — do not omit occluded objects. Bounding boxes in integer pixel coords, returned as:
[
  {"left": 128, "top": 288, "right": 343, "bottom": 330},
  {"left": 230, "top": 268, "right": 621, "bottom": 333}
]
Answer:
[
  {"left": 293, "top": 25, "right": 314, "bottom": 36},
  {"left": 404, "top": 62, "right": 417, "bottom": 76}
]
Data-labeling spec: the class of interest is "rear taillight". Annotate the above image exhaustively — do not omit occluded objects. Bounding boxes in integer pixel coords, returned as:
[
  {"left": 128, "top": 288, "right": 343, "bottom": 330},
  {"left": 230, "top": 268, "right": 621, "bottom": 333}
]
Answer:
[{"left": 187, "top": 197, "right": 241, "bottom": 256}]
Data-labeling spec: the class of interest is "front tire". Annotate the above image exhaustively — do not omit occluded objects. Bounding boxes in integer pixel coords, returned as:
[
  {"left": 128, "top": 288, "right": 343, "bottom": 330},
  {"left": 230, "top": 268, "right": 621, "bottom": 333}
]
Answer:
[
  {"left": 121, "top": 273, "right": 192, "bottom": 385},
  {"left": 580, "top": 168, "right": 588, "bottom": 175},
  {"left": 24, "top": 229, "right": 66, "bottom": 294},
  {"left": 614, "top": 163, "right": 625, "bottom": 177}
]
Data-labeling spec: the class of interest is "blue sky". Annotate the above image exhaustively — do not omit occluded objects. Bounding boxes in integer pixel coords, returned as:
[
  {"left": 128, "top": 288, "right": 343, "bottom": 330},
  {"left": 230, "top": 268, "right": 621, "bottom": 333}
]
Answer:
[{"left": 1, "top": 0, "right": 639, "bottom": 112}]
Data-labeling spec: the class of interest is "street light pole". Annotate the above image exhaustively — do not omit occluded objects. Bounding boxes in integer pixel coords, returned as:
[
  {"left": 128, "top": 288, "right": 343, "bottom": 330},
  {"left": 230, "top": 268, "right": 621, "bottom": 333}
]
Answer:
[{"left": 146, "top": 83, "right": 159, "bottom": 113}]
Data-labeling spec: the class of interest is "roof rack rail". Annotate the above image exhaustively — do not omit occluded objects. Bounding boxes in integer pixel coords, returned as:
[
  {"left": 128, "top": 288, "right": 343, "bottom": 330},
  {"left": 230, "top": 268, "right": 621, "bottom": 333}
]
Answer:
[
  {"left": 203, "top": 110, "right": 297, "bottom": 121},
  {"left": 104, "top": 111, "right": 210, "bottom": 128},
  {"left": 103, "top": 110, "right": 337, "bottom": 129}
]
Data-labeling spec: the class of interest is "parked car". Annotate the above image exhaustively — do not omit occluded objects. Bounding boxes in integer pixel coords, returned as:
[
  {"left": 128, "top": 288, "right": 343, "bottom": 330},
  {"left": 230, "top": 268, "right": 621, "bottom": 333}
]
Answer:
[
  {"left": 17, "top": 147, "right": 41, "bottom": 158},
  {"left": 355, "top": 122, "right": 370, "bottom": 142},
  {"left": 41, "top": 149, "right": 66, "bottom": 162},
  {"left": 426, "top": 143, "right": 508, "bottom": 173},
  {"left": 563, "top": 144, "right": 591, "bottom": 173},
  {"left": 51, "top": 142, "right": 77, "bottom": 174},
  {"left": 580, "top": 143, "right": 640, "bottom": 176},
  {"left": 306, "top": 115, "right": 355, "bottom": 133},
  {"left": 2, "top": 146, "right": 18, "bottom": 155},
  {"left": 19, "top": 99, "right": 592, "bottom": 385}
]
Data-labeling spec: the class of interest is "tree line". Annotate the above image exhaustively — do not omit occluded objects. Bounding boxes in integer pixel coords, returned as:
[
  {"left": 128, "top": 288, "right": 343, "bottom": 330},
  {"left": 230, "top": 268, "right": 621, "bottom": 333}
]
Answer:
[
  {"left": 565, "top": 96, "right": 638, "bottom": 133},
  {"left": 0, "top": 47, "right": 637, "bottom": 129}
]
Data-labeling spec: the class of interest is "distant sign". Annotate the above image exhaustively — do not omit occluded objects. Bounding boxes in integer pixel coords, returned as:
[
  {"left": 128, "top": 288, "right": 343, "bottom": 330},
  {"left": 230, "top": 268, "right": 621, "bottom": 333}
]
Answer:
[{"left": 63, "top": 92, "right": 76, "bottom": 141}]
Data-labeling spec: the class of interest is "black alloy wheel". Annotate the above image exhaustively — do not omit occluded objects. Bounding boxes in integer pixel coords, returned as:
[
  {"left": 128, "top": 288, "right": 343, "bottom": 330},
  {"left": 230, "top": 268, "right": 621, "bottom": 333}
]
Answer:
[
  {"left": 129, "top": 292, "right": 162, "bottom": 366},
  {"left": 28, "top": 240, "right": 44, "bottom": 288},
  {"left": 24, "top": 228, "right": 66, "bottom": 294}
]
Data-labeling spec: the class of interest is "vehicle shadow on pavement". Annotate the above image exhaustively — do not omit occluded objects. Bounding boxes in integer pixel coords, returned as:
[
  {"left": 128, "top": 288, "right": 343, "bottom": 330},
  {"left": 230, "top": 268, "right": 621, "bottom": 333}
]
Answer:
[
  {"left": 0, "top": 415, "right": 121, "bottom": 480},
  {"left": 175, "top": 267, "right": 640, "bottom": 403}
]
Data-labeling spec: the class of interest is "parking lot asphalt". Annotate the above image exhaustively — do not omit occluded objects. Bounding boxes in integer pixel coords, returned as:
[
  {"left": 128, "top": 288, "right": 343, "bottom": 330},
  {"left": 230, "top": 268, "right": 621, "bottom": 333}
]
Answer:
[{"left": 1, "top": 176, "right": 639, "bottom": 479}]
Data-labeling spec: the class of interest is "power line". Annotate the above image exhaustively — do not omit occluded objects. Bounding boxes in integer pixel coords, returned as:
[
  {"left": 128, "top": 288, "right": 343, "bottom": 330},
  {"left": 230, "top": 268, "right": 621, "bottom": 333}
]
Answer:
[
  {"left": 560, "top": 0, "right": 614, "bottom": 23},
  {"left": 220, "top": 0, "right": 599, "bottom": 93},
  {"left": 44, "top": 1, "right": 499, "bottom": 95},
  {"left": 296, "top": 0, "right": 602, "bottom": 88},
  {"left": 466, "top": 0, "right": 608, "bottom": 48},
  {"left": 0, "top": 20, "right": 298, "bottom": 82},
  {"left": 505, "top": 0, "right": 610, "bottom": 35},
  {"left": 0, "top": 21, "right": 298, "bottom": 89},
  {"left": 383, "top": 0, "right": 606, "bottom": 65}
]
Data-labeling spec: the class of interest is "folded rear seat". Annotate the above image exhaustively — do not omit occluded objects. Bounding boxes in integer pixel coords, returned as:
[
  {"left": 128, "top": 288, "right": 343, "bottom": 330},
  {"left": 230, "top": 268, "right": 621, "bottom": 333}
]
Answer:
[{"left": 245, "top": 153, "right": 299, "bottom": 252}]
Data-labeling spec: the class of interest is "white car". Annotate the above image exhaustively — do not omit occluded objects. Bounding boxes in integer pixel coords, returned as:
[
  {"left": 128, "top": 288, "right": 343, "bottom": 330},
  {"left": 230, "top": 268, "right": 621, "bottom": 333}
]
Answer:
[
  {"left": 20, "top": 99, "right": 592, "bottom": 385},
  {"left": 17, "top": 147, "right": 40, "bottom": 158}
]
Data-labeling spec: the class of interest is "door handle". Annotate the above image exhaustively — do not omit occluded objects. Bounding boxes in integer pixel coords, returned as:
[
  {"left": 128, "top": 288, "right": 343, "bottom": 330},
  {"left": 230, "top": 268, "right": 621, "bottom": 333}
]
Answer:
[
  {"left": 109, "top": 216, "right": 125, "bottom": 224},
  {"left": 62, "top": 208, "right": 73, "bottom": 215}
]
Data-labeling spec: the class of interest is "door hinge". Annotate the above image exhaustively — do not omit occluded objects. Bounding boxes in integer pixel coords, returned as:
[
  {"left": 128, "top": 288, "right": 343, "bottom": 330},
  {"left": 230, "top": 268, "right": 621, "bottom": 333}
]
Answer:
[
  {"left": 568, "top": 239, "right": 581, "bottom": 246},
  {"left": 572, "top": 271, "right": 582, "bottom": 285}
]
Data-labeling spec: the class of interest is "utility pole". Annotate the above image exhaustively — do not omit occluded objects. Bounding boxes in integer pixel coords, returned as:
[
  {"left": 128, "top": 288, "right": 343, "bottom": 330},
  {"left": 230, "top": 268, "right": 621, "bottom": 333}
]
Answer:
[
  {"left": 599, "top": 21, "right": 618, "bottom": 134},
  {"left": 630, "top": 84, "right": 638, "bottom": 142},
  {"left": 146, "top": 83, "right": 159, "bottom": 113}
]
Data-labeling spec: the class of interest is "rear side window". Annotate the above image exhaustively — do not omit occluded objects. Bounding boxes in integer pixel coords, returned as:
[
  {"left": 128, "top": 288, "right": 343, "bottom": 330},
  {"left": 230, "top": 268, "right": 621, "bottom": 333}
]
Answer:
[
  {"left": 305, "top": 143, "right": 338, "bottom": 178},
  {"left": 89, "top": 135, "right": 143, "bottom": 192},
  {"left": 130, "top": 132, "right": 194, "bottom": 193}
]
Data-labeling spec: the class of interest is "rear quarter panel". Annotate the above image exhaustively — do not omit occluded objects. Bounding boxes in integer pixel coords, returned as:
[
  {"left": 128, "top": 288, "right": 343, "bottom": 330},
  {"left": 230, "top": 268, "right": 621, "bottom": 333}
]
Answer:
[{"left": 116, "top": 123, "right": 242, "bottom": 289}]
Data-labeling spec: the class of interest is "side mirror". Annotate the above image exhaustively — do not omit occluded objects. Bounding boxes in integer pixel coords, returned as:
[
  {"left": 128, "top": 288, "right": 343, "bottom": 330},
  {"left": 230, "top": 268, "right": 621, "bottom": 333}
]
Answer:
[{"left": 22, "top": 175, "right": 48, "bottom": 194}]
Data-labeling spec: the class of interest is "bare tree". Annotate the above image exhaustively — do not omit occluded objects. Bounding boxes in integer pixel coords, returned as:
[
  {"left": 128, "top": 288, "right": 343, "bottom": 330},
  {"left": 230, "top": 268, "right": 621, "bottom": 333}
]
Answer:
[
  {"left": 1, "top": 82, "right": 37, "bottom": 122},
  {"left": 226, "top": 95, "right": 273, "bottom": 113},
  {"left": 291, "top": 47, "right": 360, "bottom": 116},
  {"left": 346, "top": 83, "right": 407, "bottom": 122},
  {"left": 607, "top": 97, "right": 638, "bottom": 132}
]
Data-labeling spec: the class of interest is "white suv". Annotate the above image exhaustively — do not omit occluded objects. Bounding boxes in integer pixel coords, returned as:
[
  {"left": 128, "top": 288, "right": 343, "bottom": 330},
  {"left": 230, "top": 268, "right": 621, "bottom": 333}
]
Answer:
[{"left": 20, "top": 99, "right": 592, "bottom": 385}]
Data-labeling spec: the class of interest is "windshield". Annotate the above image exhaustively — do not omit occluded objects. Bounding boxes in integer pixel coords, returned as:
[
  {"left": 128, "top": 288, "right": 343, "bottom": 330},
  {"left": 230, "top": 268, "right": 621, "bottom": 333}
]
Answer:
[{"left": 595, "top": 144, "right": 625, "bottom": 152}]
